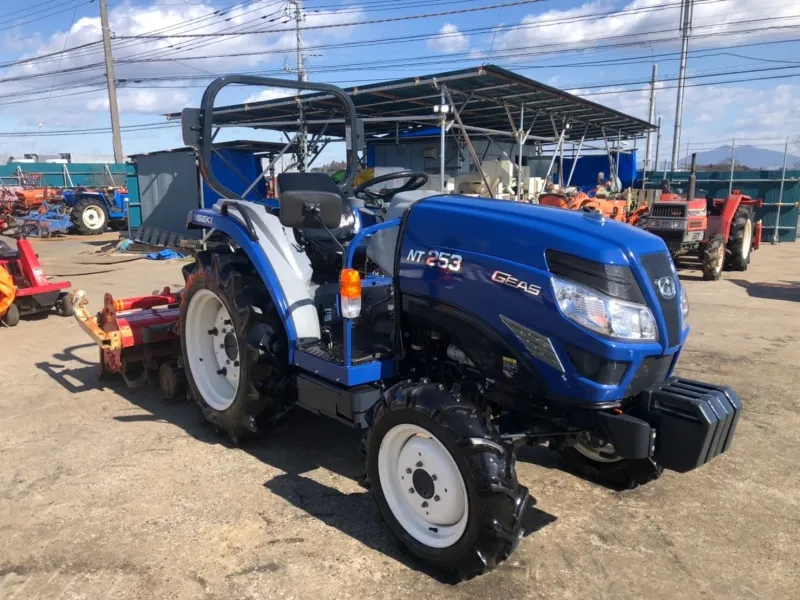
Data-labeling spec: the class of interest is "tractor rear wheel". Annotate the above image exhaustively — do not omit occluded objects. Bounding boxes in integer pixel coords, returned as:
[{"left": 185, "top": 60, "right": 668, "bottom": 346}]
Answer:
[
  {"left": 702, "top": 234, "right": 725, "bottom": 281},
  {"left": 180, "top": 251, "right": 290, "bottom": 444},
  {"left": 367, "top": 381, "right": 529, "bottom": 578},
  {"left": 71, "top": 198, "right": 108, "bottom": 235},
  {"left": 559, "top": 433, "right": 663, "bottom": 489},
  {"left": 725, "top": 206, "right": 754, "bottom": 271},
  {"left": 2, "top": 303, "right": 20, "bottom": 327}
]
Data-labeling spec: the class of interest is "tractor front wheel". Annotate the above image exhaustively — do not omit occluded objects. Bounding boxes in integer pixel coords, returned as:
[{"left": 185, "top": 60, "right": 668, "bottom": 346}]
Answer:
[
  {"left": 725, "top": 207, "right": 754, "bottom": 271},
  {"left": 559, "top": 433, "right": 663, "bottom": 489},
  {"left": 180, "top": 251, "right": 290, "bottom": 444},
  {"left": 702, "top": 234, "right": 725, "bottom": 281},
  {"left": 71, "top": 198, "right": 108, "bottom": 235},
  {"left": 367, "top": 381, "right": 529, "bottom": 578}
]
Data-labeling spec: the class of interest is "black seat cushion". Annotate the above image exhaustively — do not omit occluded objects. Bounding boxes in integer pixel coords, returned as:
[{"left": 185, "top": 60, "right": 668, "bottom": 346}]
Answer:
[{"left": 277, "top": 173, "right": 344, "bottom": 198}]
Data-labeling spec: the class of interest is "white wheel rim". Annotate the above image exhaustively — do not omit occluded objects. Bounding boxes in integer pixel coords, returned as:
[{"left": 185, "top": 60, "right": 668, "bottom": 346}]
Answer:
[
  {"left": 378, "top": 423, "right": 469, "bottom": 548},
  {"left": 742, "top": 220, "right": 753, "bottom": 260},
  {"left": 715, "top": 244, "right": 724, "bottom": 274},
  {"left": 185, "top": 289, "right": 241, "bottom": 411},
  {"left": 82, "top": 206, "right": 105, "bottom": 229},
  {"left": 574, "top": 434, "right": 623, "bottom": 463}
]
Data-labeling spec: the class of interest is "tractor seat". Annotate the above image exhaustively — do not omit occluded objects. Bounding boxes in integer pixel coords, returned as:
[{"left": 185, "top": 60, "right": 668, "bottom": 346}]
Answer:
[
  {"left": 367, "top": 190, "right": 439, "bottom": 276},
  {"left": 277, "top": 172, "right": 357, "bottom": 278}
]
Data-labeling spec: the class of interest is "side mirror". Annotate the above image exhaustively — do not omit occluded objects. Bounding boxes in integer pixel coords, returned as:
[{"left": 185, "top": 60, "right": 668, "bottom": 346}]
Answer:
[{"left": 279, "top": 190, "right": 343, "bottom": 229}]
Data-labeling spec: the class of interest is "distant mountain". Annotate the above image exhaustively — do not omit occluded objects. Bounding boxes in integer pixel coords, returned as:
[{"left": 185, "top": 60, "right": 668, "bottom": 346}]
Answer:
[{"left": 679, "top": 145, "right": 800, "bottom": 170}]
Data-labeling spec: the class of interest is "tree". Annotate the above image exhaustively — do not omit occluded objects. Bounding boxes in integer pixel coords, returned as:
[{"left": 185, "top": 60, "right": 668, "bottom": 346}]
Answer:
[{"left": 311, "top": 160, "right": 346, "bottom": 174}]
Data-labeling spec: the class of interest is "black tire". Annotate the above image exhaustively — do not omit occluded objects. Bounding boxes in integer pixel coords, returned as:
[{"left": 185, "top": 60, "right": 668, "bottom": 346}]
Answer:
[
  {"left": 71, "top": 198, "right": 108, "bottom": 235},
  {"left": 559, "top": 443, "right": 663, "bottom": 490},
  {"left": 158, "top": 362, "right": 186, "bottom": 402},
  {"left": 702, "top": 234, "right": 725, "bottom": 281},
  {"left": 725, "top": 206, "right": 754, "bottom": 271},
  {"left": 2, "top": 303, "right": 20, "bottom": 327},
  {"left": 367, "top": 381, "right": 529, "bottom": 578},
  {"left": 180, "top": 251, "right": 290, "bottom": 444},
  {"left": 55, "top": 292, "right": 74, "bottom": 317}
]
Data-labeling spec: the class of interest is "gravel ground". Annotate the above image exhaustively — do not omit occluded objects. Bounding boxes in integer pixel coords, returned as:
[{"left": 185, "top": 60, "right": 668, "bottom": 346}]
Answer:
[{"left": 1, "top": 233, "right": 798, "bottom": 600}]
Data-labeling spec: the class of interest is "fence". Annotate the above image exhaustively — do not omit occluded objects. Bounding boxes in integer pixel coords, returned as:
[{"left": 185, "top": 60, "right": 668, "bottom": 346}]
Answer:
[
  {"left": 0, "top": 162, "right": 131, "bottom": 189},
  {"left": 638, "top": 169, "right": 800, "bottom": 242}
]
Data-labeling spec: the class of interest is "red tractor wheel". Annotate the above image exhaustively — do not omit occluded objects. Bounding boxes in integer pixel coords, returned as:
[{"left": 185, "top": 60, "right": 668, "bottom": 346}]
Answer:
[{"left": 725, "top": 206, "right": 754, "bottom": 271}]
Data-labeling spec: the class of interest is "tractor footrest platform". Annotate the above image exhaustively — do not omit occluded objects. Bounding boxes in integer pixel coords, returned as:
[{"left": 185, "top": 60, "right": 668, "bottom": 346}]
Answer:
[
  {"left": 299, "top": 340, "right": 389, "bottom": 366},
  {"left": 637, "top": 377, "right": 742, "bottom": 472}
]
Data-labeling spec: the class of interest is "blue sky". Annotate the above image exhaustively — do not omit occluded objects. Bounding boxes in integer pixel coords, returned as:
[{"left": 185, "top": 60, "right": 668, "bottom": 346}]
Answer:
[{"left": 1, "top": 0, "right": 799, "bottom": 164}]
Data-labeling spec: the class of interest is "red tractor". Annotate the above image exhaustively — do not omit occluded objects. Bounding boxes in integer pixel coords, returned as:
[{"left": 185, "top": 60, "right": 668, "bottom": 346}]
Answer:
[{"left": 643, "top": 155, "right": 761, "bottom": 280}]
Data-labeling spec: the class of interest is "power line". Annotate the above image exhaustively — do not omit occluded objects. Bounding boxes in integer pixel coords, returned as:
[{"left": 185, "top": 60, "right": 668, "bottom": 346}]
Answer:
[{"left": 117, "top": 0, "right": 546, "bottom": 37}]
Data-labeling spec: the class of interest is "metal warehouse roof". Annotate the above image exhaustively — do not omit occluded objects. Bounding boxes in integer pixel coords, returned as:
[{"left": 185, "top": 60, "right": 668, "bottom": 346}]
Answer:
[{"left": 169, "top": 65, "right": 655, "bottom": 142}]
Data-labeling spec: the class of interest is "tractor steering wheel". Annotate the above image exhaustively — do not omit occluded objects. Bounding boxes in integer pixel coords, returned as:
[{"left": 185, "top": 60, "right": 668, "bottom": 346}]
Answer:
[{"left": 353, "top": 170, "right": 429, "bottom": 204}]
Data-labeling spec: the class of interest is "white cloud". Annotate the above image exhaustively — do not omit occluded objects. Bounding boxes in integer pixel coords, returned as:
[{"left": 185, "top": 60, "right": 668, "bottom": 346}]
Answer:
[
  {"left": 696, "top": 113, "right": 714, "bottom": 123},
  {"left": 245, "top": 88, "right": 288, "bottom": 103},
  {"left": 426, "top": 24, "right": 468, "bottom": 54},
  {"left": 491, "top": 0, "right": 800, "bottom": 59},
  {"left": 87, "top": 89, "right": 189, "bottom": 114},
  {"left": 1, "top": 1, "right": 364, "bottom": 121}
]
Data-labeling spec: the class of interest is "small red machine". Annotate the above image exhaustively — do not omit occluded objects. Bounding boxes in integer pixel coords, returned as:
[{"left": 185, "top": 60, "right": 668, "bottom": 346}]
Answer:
[
  {"left": 0, "top": 238, "right": 72, "bottom": 326},
  {"left": 72, "top": 288, "right": 185, "bottom": 399}
]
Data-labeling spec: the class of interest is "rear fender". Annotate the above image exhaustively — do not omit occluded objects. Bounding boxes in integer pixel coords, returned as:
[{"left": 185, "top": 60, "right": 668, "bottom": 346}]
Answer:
[
  {"left": 187, "top": 202, "right": 319, "bottom": 359},
  {"left": 707, "top": 194, "right": 751, "bottom": 242}
]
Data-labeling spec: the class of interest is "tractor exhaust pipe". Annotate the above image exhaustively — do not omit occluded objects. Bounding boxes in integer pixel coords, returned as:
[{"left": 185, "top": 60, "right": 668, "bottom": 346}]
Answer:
[{"left": 687, "top": 152, "right": 697, "bottom": 200}]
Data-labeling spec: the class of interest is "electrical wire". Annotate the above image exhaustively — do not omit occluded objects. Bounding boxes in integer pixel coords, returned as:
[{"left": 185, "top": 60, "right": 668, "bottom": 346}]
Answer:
[{"left": 117, "top": 0, "right": 547, "bottom": 37}]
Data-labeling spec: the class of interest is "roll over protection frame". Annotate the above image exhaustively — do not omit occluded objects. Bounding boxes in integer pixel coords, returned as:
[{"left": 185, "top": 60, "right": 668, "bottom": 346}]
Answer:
[{"left": 183, "top": 75, "right": 361, "bottom": 201}]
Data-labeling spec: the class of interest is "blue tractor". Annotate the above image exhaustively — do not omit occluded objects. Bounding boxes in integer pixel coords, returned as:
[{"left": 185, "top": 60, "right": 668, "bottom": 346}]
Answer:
[
  {"left": 62, "top": 187, "right": 129, "bottom": 235},
  {"left": 178, "top": 77, "right": 741, "bottom": 576}
]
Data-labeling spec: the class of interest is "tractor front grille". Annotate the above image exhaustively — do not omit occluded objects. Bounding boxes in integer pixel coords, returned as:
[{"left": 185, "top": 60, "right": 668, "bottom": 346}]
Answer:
[
  {"left": 640, "top": 251, "right": 681, "bottom": 348},
  {"left": 650, "top": 204, "right": 687, "bottom": 218}
]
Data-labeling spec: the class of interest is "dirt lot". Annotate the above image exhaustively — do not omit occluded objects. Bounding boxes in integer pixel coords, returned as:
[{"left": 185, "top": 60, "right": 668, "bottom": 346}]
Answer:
[{"left": 1, "top": 233, "right": 798, "bottom": 600}]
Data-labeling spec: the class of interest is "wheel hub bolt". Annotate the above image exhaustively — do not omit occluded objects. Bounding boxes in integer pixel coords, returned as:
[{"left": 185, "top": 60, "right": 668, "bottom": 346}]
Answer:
[
  {"left": 207, "top": 328, "right": 218, "bottom": 335},
  {"left": 224, "top": 319, "right": 232, "bottom": 325},
  {"left": 434, "top": 495, "right": 440, "bottom": 502},
  {"left": 405, "top": 468, "right": 412, "bottom": 474},
  {"left": 431, "top": 474, "right": 437, "bottom": 481},
  {"left": 234, "top": 361, "right": 240, "bottom": 367},
  {"left": 416, "top": 461, "right": 423, "bottom": 468},
  {"left": 421, "top": 501, "right": 428, "bottom": 508},
  {"left": 408, "top": 488, "right": 414, "bottom": 494},
  {"left": 217, "top": 368, "right": 227, "bottom": 376}
]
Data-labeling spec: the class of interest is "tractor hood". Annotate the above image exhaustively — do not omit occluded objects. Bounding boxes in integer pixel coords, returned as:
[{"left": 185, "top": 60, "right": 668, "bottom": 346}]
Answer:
[{"left": 404, "top": 195, "right": 668, "bottom": 271}]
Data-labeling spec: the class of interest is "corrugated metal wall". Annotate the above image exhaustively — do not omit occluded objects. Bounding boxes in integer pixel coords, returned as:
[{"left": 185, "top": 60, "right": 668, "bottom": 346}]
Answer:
[{"left": 642, "top": 170, "right": 800, "bottom": 242}]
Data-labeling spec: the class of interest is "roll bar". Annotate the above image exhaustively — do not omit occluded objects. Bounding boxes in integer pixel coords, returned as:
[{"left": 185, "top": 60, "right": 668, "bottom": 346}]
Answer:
[{"left": 182, "top": 75, "right": 361, "bottom": 201}]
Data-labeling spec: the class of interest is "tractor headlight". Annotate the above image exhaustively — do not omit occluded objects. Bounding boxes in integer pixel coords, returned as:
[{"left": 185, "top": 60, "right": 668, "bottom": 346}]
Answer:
[
  {"left": 680, "top": 284, "right": 689, "bottom": 327},
  {"left": 552, "top": 276, "right": 657, "bottom": 341}
]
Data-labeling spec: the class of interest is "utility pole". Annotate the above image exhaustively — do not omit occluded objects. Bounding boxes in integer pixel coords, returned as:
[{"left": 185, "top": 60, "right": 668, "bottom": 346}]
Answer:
[
  {"left": 291, "top": 0, "right": 308, "bottom": 171},
  {"left": 99, "top": 0, "right": 123, "bottom": 163},
  {"left": 644, "top": 64, "right": 658, "bottom": 172},
  {"left": 671, "top": 0, "right": 693, "bottom": 170},
  {"left": 654, "top": 115, "right": 662, "bottom": 173}
]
